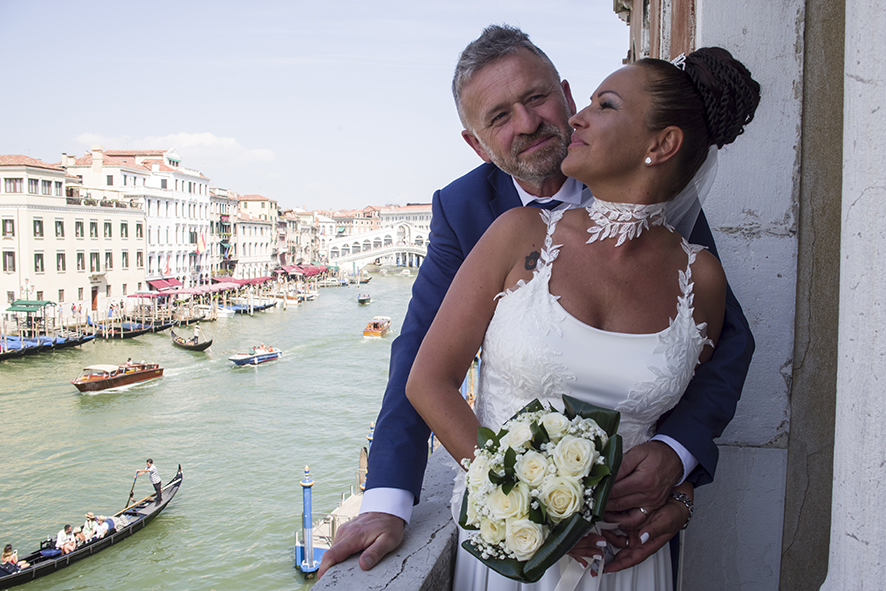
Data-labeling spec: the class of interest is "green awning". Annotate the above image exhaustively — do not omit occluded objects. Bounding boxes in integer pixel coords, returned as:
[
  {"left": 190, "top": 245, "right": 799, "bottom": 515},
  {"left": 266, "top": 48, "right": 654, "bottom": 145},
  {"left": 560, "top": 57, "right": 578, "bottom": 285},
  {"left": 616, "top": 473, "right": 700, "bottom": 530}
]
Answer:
[{"left": 7, "top": 299, "right": 56, "bottom": 312}]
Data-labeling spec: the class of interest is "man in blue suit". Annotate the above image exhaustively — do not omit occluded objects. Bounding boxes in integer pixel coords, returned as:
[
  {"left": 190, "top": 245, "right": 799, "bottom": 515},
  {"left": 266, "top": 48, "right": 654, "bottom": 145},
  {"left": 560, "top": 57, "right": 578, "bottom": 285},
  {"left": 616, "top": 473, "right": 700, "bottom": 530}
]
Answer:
[{"left": 319, "top": 24, "right": 753, "bottom": 577}]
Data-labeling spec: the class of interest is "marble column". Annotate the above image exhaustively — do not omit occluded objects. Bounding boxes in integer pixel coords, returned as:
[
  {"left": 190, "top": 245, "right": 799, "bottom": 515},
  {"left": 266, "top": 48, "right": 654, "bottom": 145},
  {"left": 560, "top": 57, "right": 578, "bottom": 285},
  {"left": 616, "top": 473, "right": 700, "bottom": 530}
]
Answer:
[{"left": 820, "top": 0, "right": 886, "bottom": 588}]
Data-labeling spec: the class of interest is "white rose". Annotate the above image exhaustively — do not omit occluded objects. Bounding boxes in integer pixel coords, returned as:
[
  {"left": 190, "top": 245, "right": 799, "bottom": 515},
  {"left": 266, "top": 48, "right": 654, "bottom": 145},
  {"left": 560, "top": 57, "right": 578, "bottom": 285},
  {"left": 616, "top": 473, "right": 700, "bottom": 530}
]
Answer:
[
  {"left": 500, "top": 422, "right": 533, "bottom": 451},
  {"left": 504, "top": 518, "right": 545, "bottom": 561},
  {"left": 479, "top": 517, "right": 507, "bottom": 545},
  {"left": 540, "top": 412, "right": 570, "bottom": 441},
  {"left": 465, "top": 495, "right": 480, "bottom": 526},
  {"left": 539, "top": 476, "right": 584, "bottom": 522},
  {"left": 514, "top": 450, "right": 550, "bottom": 488},
  {"left": 467, "top": 454, "right": 491, "bottom": 491},
  {"left": 552, "top": 435, "right": 597, "bottom": 478},
  {"left": 487, "top": 482, "right": 531, "bottom": 521}
]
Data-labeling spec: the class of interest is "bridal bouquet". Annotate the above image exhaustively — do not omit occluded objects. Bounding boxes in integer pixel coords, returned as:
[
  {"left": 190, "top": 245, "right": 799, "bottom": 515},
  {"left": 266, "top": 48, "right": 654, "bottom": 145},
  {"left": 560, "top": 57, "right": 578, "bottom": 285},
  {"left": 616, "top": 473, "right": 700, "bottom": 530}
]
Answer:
[{"left": 459, "top": 395, "right": 622, "bottom": 582}]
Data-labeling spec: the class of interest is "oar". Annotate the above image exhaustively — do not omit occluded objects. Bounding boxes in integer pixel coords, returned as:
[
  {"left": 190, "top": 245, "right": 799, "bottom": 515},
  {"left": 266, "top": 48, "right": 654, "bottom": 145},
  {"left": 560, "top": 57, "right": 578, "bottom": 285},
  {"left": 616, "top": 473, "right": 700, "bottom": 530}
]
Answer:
[{"left": 126, "top": 472, "right": 138, "bottom": 507}]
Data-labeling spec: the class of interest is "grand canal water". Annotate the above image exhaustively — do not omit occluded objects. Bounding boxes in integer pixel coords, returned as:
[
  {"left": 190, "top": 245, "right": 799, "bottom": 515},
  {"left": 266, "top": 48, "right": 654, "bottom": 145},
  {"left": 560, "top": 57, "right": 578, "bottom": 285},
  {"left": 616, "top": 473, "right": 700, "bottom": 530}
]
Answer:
[{"left": 0, "top": 272, "right": 417, "bottom": 591}]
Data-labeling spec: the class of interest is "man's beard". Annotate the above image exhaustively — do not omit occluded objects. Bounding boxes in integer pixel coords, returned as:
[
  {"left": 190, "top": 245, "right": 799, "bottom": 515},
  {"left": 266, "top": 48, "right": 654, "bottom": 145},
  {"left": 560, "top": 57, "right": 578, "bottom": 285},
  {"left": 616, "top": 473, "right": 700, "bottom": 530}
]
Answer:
[{"left": 480, "top": 123, "right": 571, "bottom": 183}]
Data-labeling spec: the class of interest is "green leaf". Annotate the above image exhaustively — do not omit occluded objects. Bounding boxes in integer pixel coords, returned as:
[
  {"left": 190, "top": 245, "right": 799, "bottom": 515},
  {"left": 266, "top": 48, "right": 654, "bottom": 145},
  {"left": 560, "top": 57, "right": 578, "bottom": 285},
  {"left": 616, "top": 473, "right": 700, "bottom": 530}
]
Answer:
[
  {"left": 528, "top": 499, "right": 548, "bottom": 524},
  {"left": 461, "top": 540, "right": 526, "bottom": 582},
  {"left": 457, "top": 489, "right": 478, "bottom": 530},
  {"left": 584, "top": 463, "right": 611, "bottom": 488},
  {"left": 590, "top": 434, "right": 623, "bottom": 522},
  {"left": 501, "top": 480, "right": 516, "bottom": 496},
  {"left": 516, "top": 399, "right": 545, "bottom": 415},
  {"left": 488, "top": 468, "right": 510, "bottom": 486},
  {"left": 562, "top": 395, "right": 621, "bottom": 437},
  {"left": 522, "top": 513, "right": 594, "bottom": 582},
  {"left": 503, "top": 447, "right": 517, "bottom": 476},
  {"left": 530, "top": 421, "right": 550, "bottom": 450},
  {"left": 477, "top": 426, "right": 497, "bottom": 449}
]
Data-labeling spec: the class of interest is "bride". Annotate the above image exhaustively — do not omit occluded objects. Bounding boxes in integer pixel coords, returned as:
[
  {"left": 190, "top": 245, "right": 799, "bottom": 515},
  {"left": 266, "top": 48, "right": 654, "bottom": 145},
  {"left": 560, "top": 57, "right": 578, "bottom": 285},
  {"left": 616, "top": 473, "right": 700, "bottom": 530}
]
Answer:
[{"left": 405, "top": 47, "right": 760, "bottom": 590}]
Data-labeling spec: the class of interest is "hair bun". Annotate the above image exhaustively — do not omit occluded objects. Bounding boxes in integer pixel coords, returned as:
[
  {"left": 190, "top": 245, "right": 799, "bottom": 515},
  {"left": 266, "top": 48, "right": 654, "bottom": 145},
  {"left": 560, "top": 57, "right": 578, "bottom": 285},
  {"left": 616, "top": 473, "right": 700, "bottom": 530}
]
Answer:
[{"left": 684, "top": 47, "right": 761, "bottom": 148}]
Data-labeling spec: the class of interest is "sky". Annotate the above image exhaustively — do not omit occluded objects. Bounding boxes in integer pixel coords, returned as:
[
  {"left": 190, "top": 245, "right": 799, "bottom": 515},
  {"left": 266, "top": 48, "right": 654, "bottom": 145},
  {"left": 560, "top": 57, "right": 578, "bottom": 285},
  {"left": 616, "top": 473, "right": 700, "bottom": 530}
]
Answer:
[{"left": 1, "top": 1, "right": 629, "bottom": 211}]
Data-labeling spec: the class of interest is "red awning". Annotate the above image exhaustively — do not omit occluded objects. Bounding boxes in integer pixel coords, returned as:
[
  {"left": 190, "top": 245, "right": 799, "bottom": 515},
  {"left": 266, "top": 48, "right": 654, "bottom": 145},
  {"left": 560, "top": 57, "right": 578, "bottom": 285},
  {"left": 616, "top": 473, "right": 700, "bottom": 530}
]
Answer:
[
  {"left": 147, "top": 279, "right": 171, "bottom": 291},
  {"left": 166, "top": 278, "right": 183, "bottom": 287}
]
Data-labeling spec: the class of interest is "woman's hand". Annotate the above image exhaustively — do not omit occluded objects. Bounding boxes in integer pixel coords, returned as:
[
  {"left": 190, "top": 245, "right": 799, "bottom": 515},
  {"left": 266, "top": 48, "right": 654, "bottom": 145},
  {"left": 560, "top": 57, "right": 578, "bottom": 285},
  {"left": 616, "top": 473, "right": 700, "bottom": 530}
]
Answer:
[
  {"left": 567, "top": 531, "right": 608, "bottom": 569},
  {"left": 601, "top": 486, "right": 693, "bottom": 574}
]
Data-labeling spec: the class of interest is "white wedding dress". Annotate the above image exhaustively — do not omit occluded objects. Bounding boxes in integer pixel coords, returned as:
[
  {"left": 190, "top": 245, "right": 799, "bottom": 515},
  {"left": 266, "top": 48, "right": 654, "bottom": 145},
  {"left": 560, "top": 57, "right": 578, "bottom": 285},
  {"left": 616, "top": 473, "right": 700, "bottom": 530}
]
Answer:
[{"left": 452, "top": 209, "right": 711, "bottom": 591}]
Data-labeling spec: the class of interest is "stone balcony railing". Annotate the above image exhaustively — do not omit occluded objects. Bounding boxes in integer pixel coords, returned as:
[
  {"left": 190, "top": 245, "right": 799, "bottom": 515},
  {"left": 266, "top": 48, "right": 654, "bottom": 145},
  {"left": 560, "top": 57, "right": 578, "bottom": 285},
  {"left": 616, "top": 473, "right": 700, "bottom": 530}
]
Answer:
[{"left": 312, "top": 447, "right": 457, "bottom": 591}]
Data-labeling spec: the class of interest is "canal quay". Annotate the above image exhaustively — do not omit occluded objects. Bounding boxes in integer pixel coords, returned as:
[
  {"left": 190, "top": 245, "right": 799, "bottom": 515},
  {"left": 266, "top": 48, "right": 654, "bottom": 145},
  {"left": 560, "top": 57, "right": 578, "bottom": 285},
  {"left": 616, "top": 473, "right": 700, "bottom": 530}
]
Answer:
[{"left": 0, "top": 273, "right": 416, "bottom": 591}]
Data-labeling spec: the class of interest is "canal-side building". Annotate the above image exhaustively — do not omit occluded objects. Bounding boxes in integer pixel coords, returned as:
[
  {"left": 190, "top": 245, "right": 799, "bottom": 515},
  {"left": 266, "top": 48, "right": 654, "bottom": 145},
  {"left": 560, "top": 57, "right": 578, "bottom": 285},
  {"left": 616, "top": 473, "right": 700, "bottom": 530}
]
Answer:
[
  {"left": 1, "top": 154, "right": 146, "bottom": 316},
  {"left": 379, "top": 203, "right": 432, "bottom": 235},
  {"left": 231, "top": 212, "right": 274, "bottom": 279},
  {"left": 209, "top": 188, "right": 238, "bottom": 278},
  {"left": 61, "top": 146, "right": 212, "bottom": 288}
]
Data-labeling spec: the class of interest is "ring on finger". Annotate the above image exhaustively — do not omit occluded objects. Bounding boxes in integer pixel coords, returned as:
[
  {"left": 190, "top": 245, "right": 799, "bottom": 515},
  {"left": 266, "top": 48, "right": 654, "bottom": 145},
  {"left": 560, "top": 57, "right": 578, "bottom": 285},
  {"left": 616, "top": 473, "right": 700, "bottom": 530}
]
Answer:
[{"left": 638, "top": 507, "right": 649, "bottom": 516}]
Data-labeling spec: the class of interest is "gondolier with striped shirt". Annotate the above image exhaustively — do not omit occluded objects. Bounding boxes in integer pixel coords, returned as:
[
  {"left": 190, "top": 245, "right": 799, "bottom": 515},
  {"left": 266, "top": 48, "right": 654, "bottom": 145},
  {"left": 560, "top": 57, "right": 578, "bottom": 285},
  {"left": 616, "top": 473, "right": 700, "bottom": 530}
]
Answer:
[{"left": 136, "top": 459, "right": 162, "bottom": 503}]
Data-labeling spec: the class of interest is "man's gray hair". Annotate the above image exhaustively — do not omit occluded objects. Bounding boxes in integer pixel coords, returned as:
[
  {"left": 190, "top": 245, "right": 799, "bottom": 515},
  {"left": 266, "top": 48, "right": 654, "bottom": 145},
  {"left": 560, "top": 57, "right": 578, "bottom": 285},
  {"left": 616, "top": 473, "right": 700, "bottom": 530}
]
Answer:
[{"left": 452, "top": 24, "right": 561, "bottom": 129}]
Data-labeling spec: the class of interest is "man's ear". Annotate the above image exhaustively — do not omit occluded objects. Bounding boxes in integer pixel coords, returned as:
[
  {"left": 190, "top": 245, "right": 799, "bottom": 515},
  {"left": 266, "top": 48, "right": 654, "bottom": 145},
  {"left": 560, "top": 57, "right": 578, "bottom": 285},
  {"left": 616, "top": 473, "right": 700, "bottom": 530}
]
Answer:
[
  {"left": 648, "top": 126, "right": 684, "bottom": 165},
  {"left": 561, "top": 79, "right": 577, "bottom": 116},
  {"left": 462, "top": 130, "right": 492, "bottom": 163}
]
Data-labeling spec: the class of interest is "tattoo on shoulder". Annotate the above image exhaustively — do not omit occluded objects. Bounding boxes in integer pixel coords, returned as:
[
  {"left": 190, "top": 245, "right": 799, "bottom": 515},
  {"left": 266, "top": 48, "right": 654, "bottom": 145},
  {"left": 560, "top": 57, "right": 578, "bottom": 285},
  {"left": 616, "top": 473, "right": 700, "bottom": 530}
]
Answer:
[{"left": 525, "top": 251, "right": 541, "bottom": 271}]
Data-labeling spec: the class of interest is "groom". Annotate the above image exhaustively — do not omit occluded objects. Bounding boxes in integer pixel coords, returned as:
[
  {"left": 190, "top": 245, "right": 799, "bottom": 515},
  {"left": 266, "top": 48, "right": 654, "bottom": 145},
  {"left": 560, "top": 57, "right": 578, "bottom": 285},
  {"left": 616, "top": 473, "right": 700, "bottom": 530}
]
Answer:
[{"left": 319, "top": 24, "right": 753, "bottom": 577}]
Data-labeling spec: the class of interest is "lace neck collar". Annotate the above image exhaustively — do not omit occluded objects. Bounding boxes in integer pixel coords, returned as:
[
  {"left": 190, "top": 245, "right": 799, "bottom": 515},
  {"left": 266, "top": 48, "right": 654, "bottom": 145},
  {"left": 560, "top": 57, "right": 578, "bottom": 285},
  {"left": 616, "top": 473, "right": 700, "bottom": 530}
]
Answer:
[{"left": 586, "top": 198, "right": 668, "bottom": 246}]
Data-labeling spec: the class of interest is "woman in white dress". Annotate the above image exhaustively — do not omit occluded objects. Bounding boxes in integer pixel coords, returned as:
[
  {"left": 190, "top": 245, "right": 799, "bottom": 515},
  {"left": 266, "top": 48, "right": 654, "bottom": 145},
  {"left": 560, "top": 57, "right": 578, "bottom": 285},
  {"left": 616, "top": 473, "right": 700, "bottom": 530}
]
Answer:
[{"left": 406, "top": 47, "right": 760, "bottom": 591}]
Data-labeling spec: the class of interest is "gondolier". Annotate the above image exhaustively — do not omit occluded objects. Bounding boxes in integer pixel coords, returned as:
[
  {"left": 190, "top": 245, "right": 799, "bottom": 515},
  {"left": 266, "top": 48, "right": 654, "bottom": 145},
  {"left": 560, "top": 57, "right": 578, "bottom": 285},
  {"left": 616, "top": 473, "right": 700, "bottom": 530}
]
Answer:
[{"left": 136, "top": 459, "right": 162, "bottom": 503}]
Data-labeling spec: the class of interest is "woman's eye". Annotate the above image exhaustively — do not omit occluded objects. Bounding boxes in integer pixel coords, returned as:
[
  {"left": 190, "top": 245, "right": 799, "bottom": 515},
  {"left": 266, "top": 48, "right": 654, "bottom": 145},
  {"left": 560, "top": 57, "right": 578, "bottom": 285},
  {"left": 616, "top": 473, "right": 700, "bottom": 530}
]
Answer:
[{"left": 600, "top": 100, "right": 616, "bottom": 110}]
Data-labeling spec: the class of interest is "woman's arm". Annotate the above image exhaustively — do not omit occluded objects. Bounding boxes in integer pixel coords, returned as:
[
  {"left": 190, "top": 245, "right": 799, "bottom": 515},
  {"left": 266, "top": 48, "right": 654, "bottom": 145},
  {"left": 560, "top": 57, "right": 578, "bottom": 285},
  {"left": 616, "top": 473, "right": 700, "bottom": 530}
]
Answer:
[{"left": 406, "top": 209, "right": 540, "bottom": 466}]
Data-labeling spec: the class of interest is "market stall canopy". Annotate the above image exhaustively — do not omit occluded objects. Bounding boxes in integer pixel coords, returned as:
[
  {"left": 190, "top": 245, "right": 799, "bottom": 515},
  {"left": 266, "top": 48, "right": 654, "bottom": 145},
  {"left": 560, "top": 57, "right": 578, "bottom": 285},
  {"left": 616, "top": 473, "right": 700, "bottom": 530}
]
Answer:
[
  {"left": 6, "top": 300, "right": 57, "bottom": 312},
  {"left": 147, "top": 277, "right": 183, "bottom": 291}
]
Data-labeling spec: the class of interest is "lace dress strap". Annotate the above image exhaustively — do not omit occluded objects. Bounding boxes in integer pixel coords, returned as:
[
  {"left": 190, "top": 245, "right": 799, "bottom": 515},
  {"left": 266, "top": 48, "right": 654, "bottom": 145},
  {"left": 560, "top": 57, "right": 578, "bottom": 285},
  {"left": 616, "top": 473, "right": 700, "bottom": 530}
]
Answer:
[{"left": 536, "top": 209, "right": 565, "bottom": 275}]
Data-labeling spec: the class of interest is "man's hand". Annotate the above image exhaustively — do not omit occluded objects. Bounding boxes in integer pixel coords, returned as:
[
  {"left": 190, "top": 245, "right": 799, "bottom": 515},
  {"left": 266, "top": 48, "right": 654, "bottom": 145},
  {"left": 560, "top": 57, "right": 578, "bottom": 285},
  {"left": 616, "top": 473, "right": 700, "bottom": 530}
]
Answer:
[
  {"left": 317, "top": 512, "right": 404, "bottom": 578},
  {"left": 600, "top": 500, "right": 688, "bottom": 573},
  {"left": 604, "top": 441, "right": 682, "bottom": 521}
]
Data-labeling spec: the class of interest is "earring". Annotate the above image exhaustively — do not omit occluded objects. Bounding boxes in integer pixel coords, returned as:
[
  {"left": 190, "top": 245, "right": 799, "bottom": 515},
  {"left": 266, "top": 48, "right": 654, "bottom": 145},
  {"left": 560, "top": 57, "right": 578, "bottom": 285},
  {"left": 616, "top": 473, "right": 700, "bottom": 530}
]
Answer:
[{"left": 645, "top": 157, "right": 652, "bottom": 165}]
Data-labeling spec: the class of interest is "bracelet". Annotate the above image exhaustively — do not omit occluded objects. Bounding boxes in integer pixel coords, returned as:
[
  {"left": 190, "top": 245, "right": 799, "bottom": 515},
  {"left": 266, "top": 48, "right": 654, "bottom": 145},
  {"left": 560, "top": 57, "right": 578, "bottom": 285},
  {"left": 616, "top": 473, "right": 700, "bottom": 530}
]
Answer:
[{"left": 670, "top": 491, "right": 694, "bottom": 530}]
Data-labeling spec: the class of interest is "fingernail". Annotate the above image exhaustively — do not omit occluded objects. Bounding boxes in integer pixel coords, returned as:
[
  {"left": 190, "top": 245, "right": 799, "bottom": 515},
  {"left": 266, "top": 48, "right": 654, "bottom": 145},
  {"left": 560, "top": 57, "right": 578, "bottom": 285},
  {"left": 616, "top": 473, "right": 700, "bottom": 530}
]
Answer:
[
  {"left": 640, "top": 532, "right": 650, "bottom": 544},
  {"left": 362, "top": 557, "right": 374, "bottom": 569},
  {"left": 596, "top": 540, "right": 607, "bottom": 548}
]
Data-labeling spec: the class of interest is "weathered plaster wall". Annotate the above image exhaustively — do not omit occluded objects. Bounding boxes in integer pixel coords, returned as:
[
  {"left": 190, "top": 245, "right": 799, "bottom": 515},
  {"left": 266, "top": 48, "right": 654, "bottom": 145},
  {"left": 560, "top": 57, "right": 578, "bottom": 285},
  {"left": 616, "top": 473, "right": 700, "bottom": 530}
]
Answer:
[{"left": 683, "top": 0, "right": 805, "bottom": 588}]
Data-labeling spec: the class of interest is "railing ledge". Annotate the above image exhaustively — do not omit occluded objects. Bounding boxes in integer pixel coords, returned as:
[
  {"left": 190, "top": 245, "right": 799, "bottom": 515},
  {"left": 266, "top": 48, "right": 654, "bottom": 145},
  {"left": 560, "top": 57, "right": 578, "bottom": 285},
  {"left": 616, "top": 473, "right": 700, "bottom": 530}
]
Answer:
[{"left": 312, "top": 447, "right": 458, "bottom": 591}]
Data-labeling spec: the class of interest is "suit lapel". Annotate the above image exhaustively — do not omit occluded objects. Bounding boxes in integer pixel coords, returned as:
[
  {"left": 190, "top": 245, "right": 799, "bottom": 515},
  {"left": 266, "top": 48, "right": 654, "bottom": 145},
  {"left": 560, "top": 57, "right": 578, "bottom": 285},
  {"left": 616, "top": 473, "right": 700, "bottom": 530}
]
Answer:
[{"left": 486, "top": 166, "right": 521, "bottom": 218}]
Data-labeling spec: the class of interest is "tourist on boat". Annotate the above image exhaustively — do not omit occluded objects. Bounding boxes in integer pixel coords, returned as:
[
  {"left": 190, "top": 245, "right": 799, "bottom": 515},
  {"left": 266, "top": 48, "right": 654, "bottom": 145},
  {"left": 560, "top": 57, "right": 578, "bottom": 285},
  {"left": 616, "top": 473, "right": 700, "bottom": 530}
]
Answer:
[
  {"left": 72, "top": 526, "right": 85, "bottom": 546},
  {"left": 95, "top": 516, "right": 117, "bottom": 539},
  {"left": 82, "top": 512, "right": 99, "bottom": 541},
  {"left": 1, "top": 544, "right": 29, "bottom": 571},
  {"left": 136, "top": 459, "right": 162, "bottom": 503},
  {"left": 55, "top": 524, "right": 76, "bottom": 554}
]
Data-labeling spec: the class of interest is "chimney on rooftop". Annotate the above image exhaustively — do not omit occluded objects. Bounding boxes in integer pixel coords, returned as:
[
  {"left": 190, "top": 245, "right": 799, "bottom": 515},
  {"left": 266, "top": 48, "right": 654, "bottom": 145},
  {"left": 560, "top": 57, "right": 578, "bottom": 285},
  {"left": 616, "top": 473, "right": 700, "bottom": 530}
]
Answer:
[{"left": 91, "top": 145, "right": 104, "bottom": 173}]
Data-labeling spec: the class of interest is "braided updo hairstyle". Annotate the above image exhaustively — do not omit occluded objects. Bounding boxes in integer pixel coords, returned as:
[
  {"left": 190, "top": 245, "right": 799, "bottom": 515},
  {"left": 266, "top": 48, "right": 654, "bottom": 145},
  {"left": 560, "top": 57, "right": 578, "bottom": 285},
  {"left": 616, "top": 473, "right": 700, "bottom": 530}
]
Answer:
[{"left": 635, "top": 47, "right": 761, "bottom": 199}]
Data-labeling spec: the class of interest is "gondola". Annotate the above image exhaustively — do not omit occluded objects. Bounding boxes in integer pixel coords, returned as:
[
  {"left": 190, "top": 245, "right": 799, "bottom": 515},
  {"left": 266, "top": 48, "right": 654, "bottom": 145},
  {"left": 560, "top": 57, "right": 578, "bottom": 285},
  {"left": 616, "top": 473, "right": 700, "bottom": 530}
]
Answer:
[
  {"left": 0, "top": 465, "right": 183, "bottom": 590},
  {"left": 170, "top": 328, "right": 212, "bottom": 351},
  {"left": 94, "top": 326, "right": 152, "bottom": 339}
]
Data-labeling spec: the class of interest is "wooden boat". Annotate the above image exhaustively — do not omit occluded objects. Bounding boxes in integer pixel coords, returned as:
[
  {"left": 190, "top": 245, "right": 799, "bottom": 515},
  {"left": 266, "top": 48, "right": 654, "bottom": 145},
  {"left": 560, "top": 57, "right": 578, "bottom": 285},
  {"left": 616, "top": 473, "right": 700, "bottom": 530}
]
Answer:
[
  {"left": 357, "top": 294, "right": 371, "bottom": 305},
  {"left": 87, "top": 319, "right": 153, "bottom": 340},
  {"left": 170, "top": 328, "right": 212, "bottom": 352},
  {"left": 71, "top": 362, "right": 164, "bottom": 392},
  {"left": 0, "top": 466, "right": 183, "bottom": 590},
  {"left": 363, "top": 316, "right": 392, "bottom": 338},
  {"left": 228, "top": 346, "right": 282, "bottom": 366}
]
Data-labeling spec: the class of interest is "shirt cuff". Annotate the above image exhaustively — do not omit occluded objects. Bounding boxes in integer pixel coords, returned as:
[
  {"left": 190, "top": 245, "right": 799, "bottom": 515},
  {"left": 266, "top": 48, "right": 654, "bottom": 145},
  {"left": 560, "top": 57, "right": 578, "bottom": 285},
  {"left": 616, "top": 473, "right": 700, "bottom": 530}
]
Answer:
[
  {"left": 359, "top": 488, "right": 415, "bottom": 524},
  {"left": 651, "top": 434, "right": 698, "bottom": 485}
]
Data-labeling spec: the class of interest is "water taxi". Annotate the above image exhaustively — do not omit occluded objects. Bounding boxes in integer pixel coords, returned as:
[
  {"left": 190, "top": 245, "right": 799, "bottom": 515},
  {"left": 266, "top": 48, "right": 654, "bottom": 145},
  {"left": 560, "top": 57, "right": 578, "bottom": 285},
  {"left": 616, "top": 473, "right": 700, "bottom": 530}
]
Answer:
[
  {"left": 228, "top": 345, "right": 282, "bottom": 365},
  {"left": 71, "top": 362, "right": 164, "bottom": 392},
  {"left": 363, "top": 316, "right": 392, "bottom": 338}
]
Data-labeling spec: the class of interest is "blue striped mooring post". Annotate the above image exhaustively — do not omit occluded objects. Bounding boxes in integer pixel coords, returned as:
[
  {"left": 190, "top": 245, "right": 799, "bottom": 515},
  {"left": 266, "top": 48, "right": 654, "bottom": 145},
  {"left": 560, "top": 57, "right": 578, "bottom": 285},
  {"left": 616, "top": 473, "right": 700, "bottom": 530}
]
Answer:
[{"left": 300, "top": 465, "right": 318, "bottom": 573}]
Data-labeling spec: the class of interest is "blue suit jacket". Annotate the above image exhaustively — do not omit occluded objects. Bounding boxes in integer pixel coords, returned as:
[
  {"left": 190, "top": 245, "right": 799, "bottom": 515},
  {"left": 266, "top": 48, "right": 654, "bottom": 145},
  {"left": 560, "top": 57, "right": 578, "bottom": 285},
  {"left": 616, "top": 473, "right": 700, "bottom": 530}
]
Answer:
[{"left": 367, "top": 162, "right": 754, "bottom": 503}]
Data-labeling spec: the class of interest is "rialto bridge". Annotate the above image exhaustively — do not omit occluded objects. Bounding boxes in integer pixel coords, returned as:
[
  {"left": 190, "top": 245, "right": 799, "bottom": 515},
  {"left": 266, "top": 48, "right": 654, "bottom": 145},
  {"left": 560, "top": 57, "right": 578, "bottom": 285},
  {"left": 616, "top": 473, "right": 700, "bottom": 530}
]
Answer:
[{"left": 326, "top": 222, "right": 428, "bottom": 269}]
